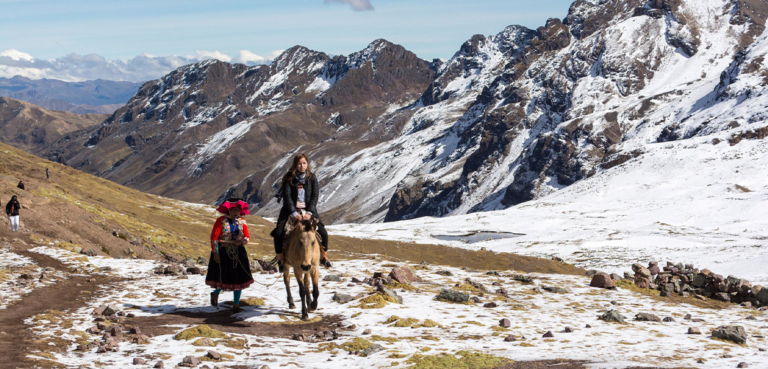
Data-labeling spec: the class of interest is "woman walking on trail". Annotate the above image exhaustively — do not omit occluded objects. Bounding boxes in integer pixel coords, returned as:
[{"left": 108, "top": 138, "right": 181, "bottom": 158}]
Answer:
[
  {"left": 205, "top": 198, "right": 254, "bottom": 312},
  {"left": 271, "top": 153, "right": 331, "bottom": 268},
  {"left": 5, "top": 196, "right": 20, "bottom": 232}
]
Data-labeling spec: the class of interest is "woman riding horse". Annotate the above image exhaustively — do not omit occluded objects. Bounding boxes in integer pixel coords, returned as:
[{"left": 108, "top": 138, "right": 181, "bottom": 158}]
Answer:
[{"left": 271, "top": 153, "right": 331, "bottom": 268}]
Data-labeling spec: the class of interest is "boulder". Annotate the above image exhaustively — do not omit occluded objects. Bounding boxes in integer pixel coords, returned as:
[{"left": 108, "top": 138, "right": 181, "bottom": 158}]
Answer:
[
  {"left": 648, "top": 265, "right": 660, "bottom": 276},
  {"left": 663, "top": 317, "right": 675, "bottom": 322},
  {"left": 590, "top": 273, "right": 616, "bottom": 289},
  {"left": 180, "top": 355, "right": 201, "bottom": 366},
  {"left": 360, "top": 344, "right": 384, "bottom": 357},
  {"left": 634, "top": 276, "right": 651, "bottom": 289},
  {"left": 635, "top": 313, "right": 661, "bottom": 322},
  {"left": 436, "top": 270, "right": 453, "bottom": 276},
  {"left": 542, "top": 286, "right": 569, "bottom": 294},
  {"left": 542, "top": 331, "right": 554, "bottom": 338},
  {"left": 585, "top": 270, "right": 599, "bottom": 278},
  {"left": 632, "top": 263, "right": 651, "bottom": 278},
  {"left": 756, "top": 287, "right": 768, "bottom": 306},
  {"left": 738, "top": 363, "right": 749, "bottom": 368},
  {"left": 688, "top": 327, "right": 701, "bottom": 334},
  {"left": 483, "top": 302, "right": 498, "bottom": 308},
  {"left": 692, "top": 274, "right": 708, "bottom": 288},
  {"left": 609, "top": 273, "right": 623, "bottom": 281},
  {"left": 715, "top": 292, "right": 731, "bottom": 302},
  {"left": 323, "top": 274, "right": 342, "bottom": 282},
  {"left": 389, "top": 266, "right": 415, "bottom": 284},
  {"left": 133, "top": 358, "right": 146, "bottom": 365},
  {"left": 186, "top": 267, "right": 202, "bottom": 275},
  {"left": 332, "top": 293, "right": 354, "bottom": 304},
  {"left": 154, "top": 362, "right": 164, "bottom": 368},
  {"left": 564, "top": 327, "right": 574, "bottom": 333},
  {"left": 712, "top": 326, "right": 748, "bottom": 344},
  {"left": 196, "top": 256, "right": 208, "bottom": 266},
  {"left": 499, "top": 319, "right": 511, "bottom": 328},
  {"left": 378, "top": 286, "right": 403, "bottom": 304},
  {"left": 362, "top": 329, "right": 371, "bottom": 335},
  {"left": 512, "top": 275, "right": 533, "bottom": 284},
  {"left": 439, "top": 289, "right": 469, "bottom": 303},
  {"left": 504, "top": 335, "right": 516, "bottom": 342},
  {"left": 206, "top": 351, "right": 221, "bottom": 360},
  {"left": 600, "top": 310, "right": 626, "bottom": 324}
]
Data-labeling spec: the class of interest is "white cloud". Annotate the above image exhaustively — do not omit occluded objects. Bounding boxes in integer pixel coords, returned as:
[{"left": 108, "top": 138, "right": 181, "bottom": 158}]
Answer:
[
  {"left": 0, "top": 49, "right": 34, "bottom": 62},
  {"left": 0, "top": 49, "right": 284, "bottom": 82},
  {"left": 234, "top": 49, "right": 285, "bottom": 65},
  {"left": 195, "top": 50, "right": 232, "bottom": 62},
  {"left": 324, "top": 0, "right": 374, "bottom": 11}
]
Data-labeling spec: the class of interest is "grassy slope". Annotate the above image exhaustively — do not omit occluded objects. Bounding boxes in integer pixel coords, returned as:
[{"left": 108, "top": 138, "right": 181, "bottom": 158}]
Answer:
[{"left": 0, "top": 141, "right": 582, "bottom": 275}]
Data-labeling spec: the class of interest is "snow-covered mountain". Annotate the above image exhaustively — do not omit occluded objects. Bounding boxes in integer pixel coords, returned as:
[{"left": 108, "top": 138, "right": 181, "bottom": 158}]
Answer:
[{"left": 43, "top": 0, "right": 768, "bottom": 225}]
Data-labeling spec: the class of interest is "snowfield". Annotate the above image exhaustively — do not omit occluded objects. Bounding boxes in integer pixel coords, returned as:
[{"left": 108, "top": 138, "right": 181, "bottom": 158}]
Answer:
[
  {"left": 330, "top": 131, "right": 768, "bottom": 284},
  {"left": 23, "top": 246, "right": 768, "bottom": 368}
]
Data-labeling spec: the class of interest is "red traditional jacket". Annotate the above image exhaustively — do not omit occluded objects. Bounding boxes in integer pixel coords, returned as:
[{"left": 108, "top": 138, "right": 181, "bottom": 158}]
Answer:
[{"left": 210, "top": 216, "right": 250, "bottom": 251}]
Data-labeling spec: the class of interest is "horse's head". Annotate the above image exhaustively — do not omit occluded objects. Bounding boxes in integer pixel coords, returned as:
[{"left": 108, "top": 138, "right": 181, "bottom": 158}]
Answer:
[{"left": 298, "top": 218, "right": 319, "bottom": 271}]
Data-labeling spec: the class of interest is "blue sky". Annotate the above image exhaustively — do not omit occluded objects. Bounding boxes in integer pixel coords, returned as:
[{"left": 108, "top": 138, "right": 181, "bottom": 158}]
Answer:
[{"left": 0, "top": 0, "right": 576, "bottom": 81}]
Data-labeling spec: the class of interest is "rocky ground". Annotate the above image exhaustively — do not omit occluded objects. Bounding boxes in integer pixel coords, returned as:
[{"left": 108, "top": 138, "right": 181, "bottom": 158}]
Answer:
[{"left": 1, "top": 233, "right": 767, "bottom": 369}]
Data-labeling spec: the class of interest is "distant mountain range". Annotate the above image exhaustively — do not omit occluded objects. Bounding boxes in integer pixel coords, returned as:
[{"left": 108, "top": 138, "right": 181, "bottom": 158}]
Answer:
[
  {"left": 0, "top": 97, "right": 107, "bottom": 152},
  {"left": 22, "top": 0, "right": 768, "bottom": 225},
  {"left": 0, "top": 76, "right": 141, "bottom": 114}
]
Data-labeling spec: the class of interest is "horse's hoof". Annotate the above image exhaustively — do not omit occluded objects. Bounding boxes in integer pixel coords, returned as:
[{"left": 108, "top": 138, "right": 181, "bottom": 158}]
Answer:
[
  {"left": 301, "top": 315, "right": 309, "bottom": 321},
  {"left": 289, "top": 304, "right": 296, "bottom": 309},
  {"left": 310, "top": 301, "right": 318, "bottom": 310}
]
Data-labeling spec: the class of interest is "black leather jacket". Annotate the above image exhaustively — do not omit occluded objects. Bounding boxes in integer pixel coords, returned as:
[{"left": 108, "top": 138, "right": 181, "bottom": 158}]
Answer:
[{"left": 279, "top": 173, "right": 319, "bottom": 221}]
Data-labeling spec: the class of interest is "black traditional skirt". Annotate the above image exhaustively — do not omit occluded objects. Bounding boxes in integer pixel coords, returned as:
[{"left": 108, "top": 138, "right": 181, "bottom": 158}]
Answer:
[{"left": 205, "top": 246, "right": 254, "bottom": 291}]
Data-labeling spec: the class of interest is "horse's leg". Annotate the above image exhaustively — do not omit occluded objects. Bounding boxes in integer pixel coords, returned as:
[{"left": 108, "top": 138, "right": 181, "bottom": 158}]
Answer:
[
  {"left": 283, "top": 265, "right": 295, "bottom": 309},
  {"left": 295, "top": 270, "right": 308, "bottom": 320},
  {"left": 302, "top": 272, "right": 313, "bottom": 316},
  {"left": 309, "top": 267, "right": 320, "bottom": 312}
]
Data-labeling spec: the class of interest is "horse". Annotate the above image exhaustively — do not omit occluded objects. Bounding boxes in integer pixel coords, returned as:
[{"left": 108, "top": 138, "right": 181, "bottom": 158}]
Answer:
[{"left": 282, "top": 217, "right": 321, "bottom": 320}]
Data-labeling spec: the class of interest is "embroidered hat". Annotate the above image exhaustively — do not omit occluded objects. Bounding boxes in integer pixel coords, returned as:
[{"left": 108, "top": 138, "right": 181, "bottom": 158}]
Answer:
[{"left": 216, "top": 197, "right": 250, "bottom": 215}]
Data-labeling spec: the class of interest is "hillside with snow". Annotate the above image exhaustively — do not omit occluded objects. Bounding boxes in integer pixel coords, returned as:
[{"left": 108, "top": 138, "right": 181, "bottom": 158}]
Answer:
[{"left": 32, "top": 0, "right": 768, "bottom": 228}]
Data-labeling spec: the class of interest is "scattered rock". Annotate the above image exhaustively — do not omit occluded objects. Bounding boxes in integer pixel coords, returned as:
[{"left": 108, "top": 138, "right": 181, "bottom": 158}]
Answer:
[
  {"left": 389, "top": 266, "right": 416, "bottom": 284},
  {"left": 439, "top": 289, "right": 469, "bottom": 303},
  {"left": 632, "top": 263, "right": 652, "bottom": 278},
  {"left": 186, "top": 267, "right": 202, "bottom": 275},
  {"left": 634, "top": 276, "right": 651, "bottom": 289},
  {"left": 81, "top": 249, "right": 98, "bottom": 257},
  {"left": 542, "top": 286, "right": 569, "bottom": 294},
  {"left": 609, "top": 273, "right": 623, "bottom": 281},
  {"left": 483, "top": 302, "right": 498, "bottom": 308},
  {"left": 465, "top": 278, "right": 488, "bottom": 292},
  {"left": 133, "top": 358, "right": 146, "bottom": 365},
  {"left": 378, "top": 286, "right": 403, "bottom": 304},
  {"left": 542, "top": 331, "right": 554, "bottom": 338},
  {"left": 323, "top": 275, "right": 342, "bottom": 282},
  {"left": 688, "top": 327, "right": 701, "bottom": 335},
  {"left": 712, "top": 326, "right": 748, "bottom": 344},
  {"left": 362, "top": 329, "right": 371, "bottom": 335},
  {"left": 207, "top": 351, "right": 221, "bottom": 360},
  {"left": 180, "top": 355, "right": 201, "bottom": 367},
  {"left": 590, "top": 273, "right": 616, "bottom": 289},
  {"left": 564, "top": 327, "right": 573, "bottom": 333},
  {"left": 635, "top": 313, "right": 662, "bottom": 322},
  {"left": 436, "top": 270, "right": 453, "bottom": 276},
  {"left": 486, "top": 271, "right": 500, "bottom": 276},
  {"left": 684, "top": 314, "right": 692, "bottom": 320},
  {"left": 585, "top": 324, "right": 592, "bottom": 328},
  {"left": 332, "top": 293, "right": 354, "bottom": 304},
  {"left": 737, "top": 363, "right": 748, "bottom": 368},
  {"left": 663, "top": 317, "right": 675, "bottom": 322},
  {"left": 512, "top": 275, "right": 533, "bottom": 284},
  {"left": 499, "top": 319, "right": 511, "bottom": 328},
  {"left": 470, "top": 296, "right": 482, "bottom": 303},
  {"left": 504, "top": 334, "right": 516, "bottom": 342},
  {"left": 600, "top": 310, "right": 626, "bottom": 324},
  {"left": 196, "top": 256, "right": 208, "bottom": 266},
  {"left": 359, "top": 344, "right": 384, "bottom": 357},
  {"left": 129, "top": 327, "right": 141, "bottom": 335},
  {"left": 585, "top": 270, "right": 599, "bottom": 278},
  {"left": 154, "top": 361, "right": 164, "bottom": 368}
]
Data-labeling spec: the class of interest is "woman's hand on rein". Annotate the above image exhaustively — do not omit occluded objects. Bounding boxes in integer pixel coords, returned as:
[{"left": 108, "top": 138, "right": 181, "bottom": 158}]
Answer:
[
  {"left": 302, "top": 213, "right": 312, "bottom": 221},
  {"left": 293, "top": 213, "right": 302, "bottom": 221}
]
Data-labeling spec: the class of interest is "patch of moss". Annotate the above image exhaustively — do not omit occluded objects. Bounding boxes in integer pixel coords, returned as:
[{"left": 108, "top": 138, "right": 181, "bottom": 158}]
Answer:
[
  {"left": 221, "top": 338, "right": 247, "bottom": 349},
  {"left": 389, "top": 281, "right": 419, "bottom": 291},
  {"left": 191, "top": 338, "right": 218, "bottom": 347},
  {"left": 239, "top": 297, "right": 265, "bottom": 306},
  {"left": 388, "top": 352, "right": 409, "bottom": 359},
  {"left": 383, "top": 316, "right": 401, "bottom": 325},
  {"left": 371, "top": 335, "right": 399, "bottom": 344},
  {"left": 339, "top": 338, "right": 374, "bottom": 352},
  {"left": 174, "top": 325, "right": 228, "bottom": 341},
  {"left": 413, "top": 319, "right": 441, "bottom": 328},
  {"left": 394, "top": 318, "right": 419, "bottom": 328},
  {"left": 420, "top": 347, "right": 432, "bottom": 352},
  {"left": 405, "top": 351, "right": 512, "bottom": 368},
  {"left": 462, "top": 321, "right": 483, "bottom": 326},
  {"left": 356, "top": 294, "right": 398, "bottom": 309}
]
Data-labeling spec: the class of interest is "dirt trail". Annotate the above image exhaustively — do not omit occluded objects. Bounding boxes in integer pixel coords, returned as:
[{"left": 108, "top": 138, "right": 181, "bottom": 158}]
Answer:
[{"left": 0, "top": 233, "right": 124, "bottom": 368}]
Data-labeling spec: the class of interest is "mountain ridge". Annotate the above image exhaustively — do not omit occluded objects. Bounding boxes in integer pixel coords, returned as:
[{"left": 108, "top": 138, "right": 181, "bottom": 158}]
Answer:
[{"left": 33, "top": 0, "right": 768, "bottom": 225}]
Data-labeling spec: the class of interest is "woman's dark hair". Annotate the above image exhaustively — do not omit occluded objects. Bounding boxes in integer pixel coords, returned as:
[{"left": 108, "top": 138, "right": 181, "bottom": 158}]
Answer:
[{"left": 281, "top": 153, "right": 312, "bottom": 185}]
